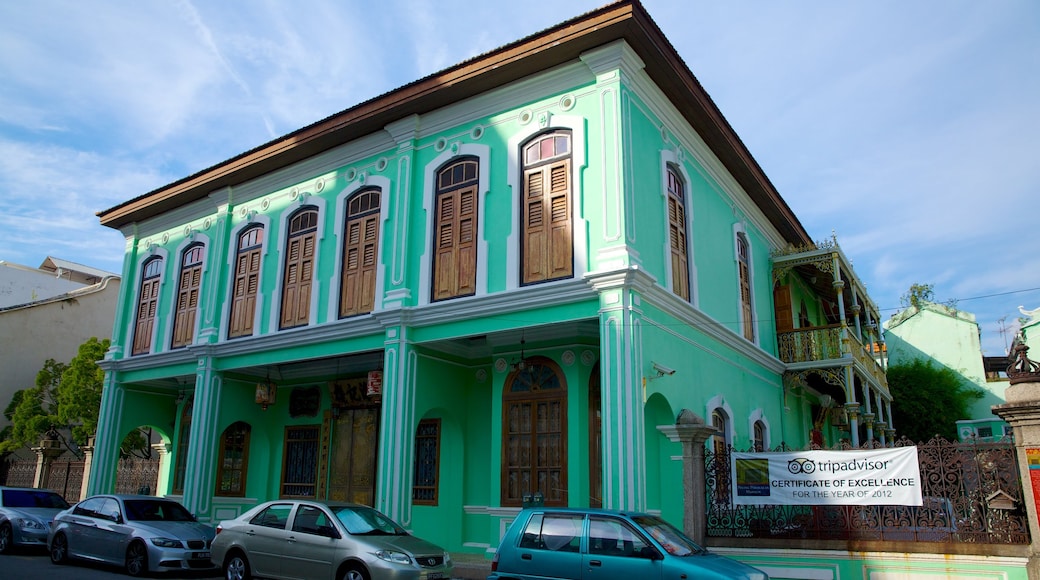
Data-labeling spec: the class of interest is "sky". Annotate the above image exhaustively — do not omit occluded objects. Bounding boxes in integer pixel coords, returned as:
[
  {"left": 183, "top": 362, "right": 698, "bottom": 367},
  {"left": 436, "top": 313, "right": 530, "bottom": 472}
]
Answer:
[{"left": 1, "top": 1, "right": 1037, "bottom": 355}]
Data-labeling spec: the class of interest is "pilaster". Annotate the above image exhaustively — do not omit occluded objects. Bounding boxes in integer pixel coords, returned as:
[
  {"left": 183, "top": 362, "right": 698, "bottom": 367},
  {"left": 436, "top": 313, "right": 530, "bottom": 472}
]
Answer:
[
  {"left": 181, "top": 357, "right": 223, "bottom": 521},
  {"left": 377, "top": 323, "right": 416, "bottom": 525}
]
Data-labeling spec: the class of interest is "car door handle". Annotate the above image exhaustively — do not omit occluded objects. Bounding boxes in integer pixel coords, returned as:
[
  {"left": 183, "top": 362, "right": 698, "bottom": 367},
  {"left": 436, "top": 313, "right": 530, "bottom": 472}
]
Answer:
[
  {"left": 521, "top": 554, "right": 532, "bottom": 560},
  {"left": 287, "top": 535, "right": 297, "bottom": 543},
  {"left": 589, "top": 560, "right": 602, "bottom": 567},
  {"left": 245, "top": 530, "right": 256, "bottom": 536}
]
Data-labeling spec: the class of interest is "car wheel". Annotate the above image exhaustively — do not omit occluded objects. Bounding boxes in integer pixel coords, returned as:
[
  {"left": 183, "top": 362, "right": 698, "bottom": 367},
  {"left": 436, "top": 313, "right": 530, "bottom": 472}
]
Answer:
[
  {"left": 50, "top": 532, "right": 69, "bottom": 565},
  {"left": 0, "top": 523, "right": 11, "bottom": 554},
  {"left": 125, "top": 541, "right": 148, "bottom": 576},
  {"left": 224, "top": 551, "right": 252, "bottom": 580},
  {"left": 340, "top": 564, "right": 370, "bottom": 580}
]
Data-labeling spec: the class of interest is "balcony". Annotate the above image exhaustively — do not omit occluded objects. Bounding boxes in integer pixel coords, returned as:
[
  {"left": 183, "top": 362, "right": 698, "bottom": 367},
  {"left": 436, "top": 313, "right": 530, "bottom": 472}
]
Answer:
[{"left": 778, "top": 324, "right": 888, "bottom": 391}]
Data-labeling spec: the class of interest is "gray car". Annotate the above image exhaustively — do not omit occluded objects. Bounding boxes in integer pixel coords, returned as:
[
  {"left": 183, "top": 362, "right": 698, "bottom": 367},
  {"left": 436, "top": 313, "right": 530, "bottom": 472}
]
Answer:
[
  {"left": 0, "top": 486, "right": 70, "bottom": 553},
  {"left": 211, "top": 499, "right": 452, "bottom": 580},
  {"left": 48, "top": 494, "right": 217, "bottom": 576}
]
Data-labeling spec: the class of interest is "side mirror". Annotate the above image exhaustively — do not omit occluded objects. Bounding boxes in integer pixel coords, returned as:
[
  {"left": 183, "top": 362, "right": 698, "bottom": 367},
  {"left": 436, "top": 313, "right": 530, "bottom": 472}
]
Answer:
[{"left": 640, "top": 546, "right": 662, "bottom": 560}]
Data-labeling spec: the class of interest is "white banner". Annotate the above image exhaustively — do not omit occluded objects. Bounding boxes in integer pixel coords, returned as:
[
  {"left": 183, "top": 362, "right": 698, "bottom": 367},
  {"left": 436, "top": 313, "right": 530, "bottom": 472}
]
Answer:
[{"left": 730, "top": 447, "right": 923, "bottom": 506}]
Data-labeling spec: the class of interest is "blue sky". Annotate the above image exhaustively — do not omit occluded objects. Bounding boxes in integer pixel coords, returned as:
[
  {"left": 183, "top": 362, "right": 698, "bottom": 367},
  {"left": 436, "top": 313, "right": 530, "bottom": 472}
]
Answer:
[{"left": 1, "top": 1, "right": 1037, "bottom": 355}]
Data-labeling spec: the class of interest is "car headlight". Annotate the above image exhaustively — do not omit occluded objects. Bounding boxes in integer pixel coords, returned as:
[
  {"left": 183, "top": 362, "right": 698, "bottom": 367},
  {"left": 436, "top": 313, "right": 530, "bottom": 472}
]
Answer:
[
  {"left": 150, "top": 537, "right": 184, "bottom": 549},
  {"left": 16, "top": 518, "right": 45, "bottom": 531},
  {"left": 374, "top": 550, "right": 412, "bottom": 565}
]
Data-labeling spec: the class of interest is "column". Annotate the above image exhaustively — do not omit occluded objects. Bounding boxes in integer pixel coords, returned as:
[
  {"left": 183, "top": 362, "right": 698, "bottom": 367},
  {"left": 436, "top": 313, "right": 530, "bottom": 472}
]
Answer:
[
  {"left": 657, "top": 410, "right": 717, "bottom": 545},
  {"left": 31, "top": 432, "right": 64, "bottom": 489},
  {"left": 151, "top": 441, "right": 172, "bottom": 496},
  {"left": 376, "top": 322, "right": 417, "bottom": 526},
  {"left": 991, "top": 341, "right": 1040, "bottom": 578},
  {"left": 86, "top": 370, "right": 125, "bottom": 495},
  {"left": 862, "top": 413, "right": 875, "bottom": 444},
  {"left": 181, "top": 357, "right": 223, "bottom": 520},
  {"left": 845, "top": 402, "right": 861, "bottom": 447},
  {"left": 79, "top": 437, "right": 95, "bottom": 501},
  {"left": 597, "top": 284, "right": 647, "bottom": 511}
]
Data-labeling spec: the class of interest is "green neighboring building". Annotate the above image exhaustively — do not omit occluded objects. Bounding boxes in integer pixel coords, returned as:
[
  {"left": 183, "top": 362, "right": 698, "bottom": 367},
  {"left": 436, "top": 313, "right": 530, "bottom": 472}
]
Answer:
[{"left": 89, "top": 0, "right": 890, "bottom": 556}]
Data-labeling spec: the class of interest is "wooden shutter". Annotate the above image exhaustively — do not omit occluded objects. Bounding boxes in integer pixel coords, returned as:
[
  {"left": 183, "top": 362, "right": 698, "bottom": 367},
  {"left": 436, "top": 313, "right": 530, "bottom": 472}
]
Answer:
[
  {"left": 669, "top": 193, "right": 689, "bottom": 301},
  {"left": 229, "top": 229, "right": 262, "bottom": 339},
  {"left": 340, "top": 210, "right": 380, "bottom": 317},
  {"left": 280, "top": 230, "right": 315, "bottom": 328},
  {"left": 131, "top": 265, "right": 161, "bottom": 355},
  {"left": 523, "top": 159, "right": 572, "bottom": 285},
  {"left": 738, "top": 235, "right": 754, "bottom": 340},
  {"left": 774, "top": 284, "right": 794, "bottom": 333},
  {"left": 432, "top": 182, "right": 477, "bottom": 301},
  {"left": 171, "top": 246, "right": 203, "bottom": 348}
]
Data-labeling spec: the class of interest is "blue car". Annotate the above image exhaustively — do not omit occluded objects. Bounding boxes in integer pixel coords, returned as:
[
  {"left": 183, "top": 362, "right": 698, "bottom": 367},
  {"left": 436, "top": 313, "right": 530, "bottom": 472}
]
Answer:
[{"left": 489, "top": 507, "right": 767, "bottom": 580}]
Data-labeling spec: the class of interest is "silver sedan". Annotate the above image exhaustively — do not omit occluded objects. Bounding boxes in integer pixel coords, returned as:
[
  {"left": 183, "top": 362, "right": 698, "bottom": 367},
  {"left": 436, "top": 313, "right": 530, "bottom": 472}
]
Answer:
[
  {"left": 211, "top": 500, "right": 452, "bottom": 580},
  {"left": 0, "top": 486, "right": 70, "bottom": 553},
  {"left": 48, "top": 494, "right": 217, "bottom": 576}
]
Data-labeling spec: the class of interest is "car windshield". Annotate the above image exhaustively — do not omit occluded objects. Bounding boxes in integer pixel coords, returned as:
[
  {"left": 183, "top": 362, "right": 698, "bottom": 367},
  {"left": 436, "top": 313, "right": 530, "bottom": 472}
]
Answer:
[
  {"left": 2, "top": 489, "right": 70, "bottom": 509},
  {"left": 124, "top": 499, "right": 195, "bottom": 522},
  {"left": 632, "top": 515, "right": 705, "bottom": 557},
  {"left": 333, "top": 505, "right": 407, "bottom": 535}
]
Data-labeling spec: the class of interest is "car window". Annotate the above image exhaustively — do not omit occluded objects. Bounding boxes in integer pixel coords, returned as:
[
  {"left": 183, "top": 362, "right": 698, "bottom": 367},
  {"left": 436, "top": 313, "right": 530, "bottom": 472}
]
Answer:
[
  {"left": 1, "top": 489, "right": 69, "bottom": 509},
  {"left": 518, "top": 513, "right": 583, "bottom": 553},
  {"left": 588, "top": 517, "right": 650, "bottom": 558},
  {"left": 250, "top": 504, "right": 293, "bottom": 529},
  {"left": 334, "top": 505, "right": 406, "bottom": 535},
  {"left": 74, "top": 497, "right": 104, "bottom": 517},
  {"left": 292, "top": 505, "right": 333, "bottom": 535},
  {"left": 124, "top": 500, "right": 194, "bottom": 522},
  {"left": 633, "top": 515, "right": 701, "bottom": 557},
  {"left": 98, "top": 498, "right": 122, "bottom": 522}
]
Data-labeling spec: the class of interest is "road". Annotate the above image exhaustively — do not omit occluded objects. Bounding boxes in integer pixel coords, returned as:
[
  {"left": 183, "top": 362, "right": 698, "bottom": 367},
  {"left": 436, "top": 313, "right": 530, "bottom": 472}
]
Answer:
[{"left": 2, "top": 546, "right": 220, "bottom": 580}]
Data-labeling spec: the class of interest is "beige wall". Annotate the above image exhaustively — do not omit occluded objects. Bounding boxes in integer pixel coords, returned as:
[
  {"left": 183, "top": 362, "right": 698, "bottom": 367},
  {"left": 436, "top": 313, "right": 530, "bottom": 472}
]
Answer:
[{"left": 0, "top": 278, "right": 120, "bottom": 429}]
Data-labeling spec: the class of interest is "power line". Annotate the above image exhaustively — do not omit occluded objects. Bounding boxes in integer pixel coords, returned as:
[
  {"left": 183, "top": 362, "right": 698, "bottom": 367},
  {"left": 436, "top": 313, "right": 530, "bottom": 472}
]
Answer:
[{"left": 879, "top": 286, "right": 1040, "bottom": 312}]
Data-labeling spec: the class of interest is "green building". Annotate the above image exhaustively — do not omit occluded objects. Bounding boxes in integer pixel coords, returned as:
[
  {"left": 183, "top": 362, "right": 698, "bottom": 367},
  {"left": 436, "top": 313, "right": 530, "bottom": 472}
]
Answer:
[{"left": 89, "top": 0, "right": 890, "bottom": 555}]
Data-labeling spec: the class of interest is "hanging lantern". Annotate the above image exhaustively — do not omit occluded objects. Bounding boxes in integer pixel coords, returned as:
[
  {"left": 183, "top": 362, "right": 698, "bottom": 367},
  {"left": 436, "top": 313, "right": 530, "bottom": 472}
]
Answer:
[
  {"left": 255, "top": 377, "right": 277, "bottom": 410},
  {"left": 366, "top": 371, "right": 383, "bottom": 398}
]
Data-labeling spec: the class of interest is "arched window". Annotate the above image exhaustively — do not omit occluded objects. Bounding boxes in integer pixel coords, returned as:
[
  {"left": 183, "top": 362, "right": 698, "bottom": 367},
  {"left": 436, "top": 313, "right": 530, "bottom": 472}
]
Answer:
[
  {"left": 432, "top": 158, "right": 479, "bottom": 301},
  {"left": 667, "top": 165, "right": 690, "bottom": 301},
  {"left": 753, "top": 420, "right": 766, "bottom": 452},
  {"left": 216, "top": 421, "right": 251, "bottom": 497},
  {"left": 280, "top": 207, "right": 318, "bottom": 329},
  {"left": 521, "top": 131, "right": 573, "bottom": 285},
  {"left": 502, "top": 357, "right": 567, "bottom": 506},
  {"left": 132, "top": 256, "right": 163, "bottom": 355},
  {"left": 736, "top": 232, "right": 755, "bottom": 341},
  {"left": 711, "top": 409, "right": 730, "bottom": 455},
  {"left": 229, "top": 226, "right": 264, "bottom": 338},
  {"left": 171, "top": 244, "right": 204, "bottom": 348},
  {"left": 340, "top": 189, "right": 380, "bottom": 317}
]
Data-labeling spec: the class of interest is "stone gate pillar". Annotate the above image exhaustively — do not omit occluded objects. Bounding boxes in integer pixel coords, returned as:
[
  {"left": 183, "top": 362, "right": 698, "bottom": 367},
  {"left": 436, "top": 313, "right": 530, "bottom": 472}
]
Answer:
[
  {"left": 657, "top": 409, "right": 718, "bottom": 545},
  {"left": 31, "top": 430, "right": 64, "bottom": 489},
  {"left": 992, "top": 338, "right": 1040, "bottom": 579}
]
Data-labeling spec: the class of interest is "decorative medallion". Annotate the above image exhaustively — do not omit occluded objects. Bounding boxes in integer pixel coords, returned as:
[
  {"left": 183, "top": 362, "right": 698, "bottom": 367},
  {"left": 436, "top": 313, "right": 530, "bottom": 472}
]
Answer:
[
  {"left": 183, "top": 225, "right": 192, "bottom": 237},
  {"left": 581, "top": 350, "right": 596, "bottom": 367},
  {"left": 559, "top": 94, "right": 576, "bottom": 111},
  {"left": 561, "top": 350, "right": 575, "bottom": 366},
  {"left": 470, "top": 125, "right": 484, "bottom": 140},
  {"left": 475, "top": 369, "right": 488, "bottom": 383},
  {"left": 161, "top": 233, "right": 170, "bottom": 244},
  {"left": 315, "top": 179, "right": 325, "bottom": 193},
  {"left": 518, "top": 110, "right": 533, "bottom": 125},
  {"left": 376, "top": 157, "right": 388, "bottom": 172},
  {"left": 434, "top": 138, "right": 447, "bottom": 152},
  {"left": 203, "top": 217, "right": 212, "bottom": 230},
  {"left": 261, "top": 198, "right": 272, "bottom": 210},
  {"left": 345, "top": 168, "right": 357, "bottom": 182},
  {"left": 495, "top": 358, "right": 508, "bottom": 373}
]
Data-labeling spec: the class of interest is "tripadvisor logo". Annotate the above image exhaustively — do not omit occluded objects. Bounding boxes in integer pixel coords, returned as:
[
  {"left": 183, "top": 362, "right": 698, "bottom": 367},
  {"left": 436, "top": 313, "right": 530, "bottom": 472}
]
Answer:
[{"left": 787, "top": 458, "right": 816, "bottom": 474}]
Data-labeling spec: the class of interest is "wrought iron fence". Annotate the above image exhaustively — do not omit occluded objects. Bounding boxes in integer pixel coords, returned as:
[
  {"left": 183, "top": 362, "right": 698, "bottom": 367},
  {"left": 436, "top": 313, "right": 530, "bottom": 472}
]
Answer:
[
  {"left": 706, "top": 436, "right": 1029, "bottom": 544},
  {"left": 1, "top": 458, "right": 37, "bottom": 488},
  {"left": 46, "top": 459, "right": 85, "bottom": 503},
  {"left": 114, "top": 457, "right": 160, "bottom": 495}
]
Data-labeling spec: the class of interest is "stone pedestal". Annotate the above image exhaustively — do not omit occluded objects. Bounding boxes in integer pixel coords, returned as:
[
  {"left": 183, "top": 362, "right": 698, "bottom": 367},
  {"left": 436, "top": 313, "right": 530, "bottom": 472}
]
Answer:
[
  {"left": 993, "top": 378, "right": 1040, "bottom": 579},
  {"left": 657, "top": 409, "right": 718, "bottom": 545},
  {"left": 31, "top": 435, "right": 64, "bottom": 489}
]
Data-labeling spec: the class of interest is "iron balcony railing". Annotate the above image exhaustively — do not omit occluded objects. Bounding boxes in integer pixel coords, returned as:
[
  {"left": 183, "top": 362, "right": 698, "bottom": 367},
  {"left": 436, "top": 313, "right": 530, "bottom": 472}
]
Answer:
[{"left": 777, "top": 325, "right": 886, "bottom": 383}]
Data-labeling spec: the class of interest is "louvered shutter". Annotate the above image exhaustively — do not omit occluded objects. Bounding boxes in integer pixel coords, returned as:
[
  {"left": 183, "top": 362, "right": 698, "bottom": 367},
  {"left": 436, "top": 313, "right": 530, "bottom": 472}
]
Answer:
[{"left": 669, "top": 195, "right": 689, "bottom": 301}]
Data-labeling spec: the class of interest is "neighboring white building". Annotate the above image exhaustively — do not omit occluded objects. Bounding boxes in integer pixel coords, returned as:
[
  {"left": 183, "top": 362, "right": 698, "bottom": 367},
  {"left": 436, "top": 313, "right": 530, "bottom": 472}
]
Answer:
[
  {"left": 0, "top": 258, "right": 120, "bottom": 431},
  {"left": 883, "top": 302, "right": 1010, "bottom": 442}
]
